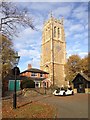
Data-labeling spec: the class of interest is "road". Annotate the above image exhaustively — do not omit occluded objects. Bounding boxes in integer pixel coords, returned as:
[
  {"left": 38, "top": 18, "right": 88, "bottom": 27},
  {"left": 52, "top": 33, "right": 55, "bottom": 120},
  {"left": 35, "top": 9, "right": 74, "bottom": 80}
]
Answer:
[
  {"left": 38, "top": 93, "right": 89, "bottom": 118},
  {"left": 15, "top": 91, "right": 89, "bottom": 118}
]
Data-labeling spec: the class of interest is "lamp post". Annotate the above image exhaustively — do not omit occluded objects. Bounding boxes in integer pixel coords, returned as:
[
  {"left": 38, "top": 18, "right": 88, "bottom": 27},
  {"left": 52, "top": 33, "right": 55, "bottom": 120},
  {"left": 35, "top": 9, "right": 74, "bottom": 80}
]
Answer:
[{"left": 13, "top": 52, "right": 20, "bottom": 109}]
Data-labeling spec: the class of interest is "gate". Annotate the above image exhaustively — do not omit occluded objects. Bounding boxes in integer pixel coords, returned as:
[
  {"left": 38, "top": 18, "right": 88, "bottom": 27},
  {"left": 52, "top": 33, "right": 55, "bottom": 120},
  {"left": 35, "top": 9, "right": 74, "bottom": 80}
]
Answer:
[
  {"left": 77, "top": 84, "right": 85, "bottom": 93},
  {"left": 8, "top": 80, "right": 20, "bottom": 91}
]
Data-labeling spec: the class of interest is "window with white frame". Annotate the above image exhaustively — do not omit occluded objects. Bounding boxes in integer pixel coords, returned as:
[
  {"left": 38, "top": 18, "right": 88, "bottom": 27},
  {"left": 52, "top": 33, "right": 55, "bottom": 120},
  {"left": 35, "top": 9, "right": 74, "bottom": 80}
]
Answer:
[{"left": 31, "top": 72, "right": 37, "bottom": 77}]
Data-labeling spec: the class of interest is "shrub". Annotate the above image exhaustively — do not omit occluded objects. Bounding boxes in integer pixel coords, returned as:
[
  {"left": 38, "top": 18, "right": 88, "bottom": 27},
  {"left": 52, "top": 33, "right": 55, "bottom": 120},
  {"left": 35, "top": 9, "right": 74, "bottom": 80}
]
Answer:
[{"left": 21, "top": 79, "right": 35, "bottom": 89}]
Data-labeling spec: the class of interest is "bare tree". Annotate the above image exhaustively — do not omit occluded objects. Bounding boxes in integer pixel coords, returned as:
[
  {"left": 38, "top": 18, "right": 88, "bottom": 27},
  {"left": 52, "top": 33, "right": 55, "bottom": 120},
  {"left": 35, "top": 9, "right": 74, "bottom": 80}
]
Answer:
[{"left": 0, "top": 1, "right": 35, "bottom": 39}]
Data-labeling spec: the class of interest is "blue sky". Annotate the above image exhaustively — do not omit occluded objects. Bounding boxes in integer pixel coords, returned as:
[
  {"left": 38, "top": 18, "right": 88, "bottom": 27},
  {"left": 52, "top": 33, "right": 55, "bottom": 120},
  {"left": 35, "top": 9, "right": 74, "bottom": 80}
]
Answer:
[{"left": 12, "top": 2, "right": 88, "bottom": 72}]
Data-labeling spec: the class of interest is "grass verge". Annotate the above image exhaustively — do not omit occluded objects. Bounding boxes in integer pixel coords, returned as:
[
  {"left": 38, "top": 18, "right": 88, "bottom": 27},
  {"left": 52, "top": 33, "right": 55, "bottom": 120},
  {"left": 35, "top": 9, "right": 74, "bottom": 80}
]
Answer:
[{"left": 2, "top": 98, "right": 56, "bottom": 118}]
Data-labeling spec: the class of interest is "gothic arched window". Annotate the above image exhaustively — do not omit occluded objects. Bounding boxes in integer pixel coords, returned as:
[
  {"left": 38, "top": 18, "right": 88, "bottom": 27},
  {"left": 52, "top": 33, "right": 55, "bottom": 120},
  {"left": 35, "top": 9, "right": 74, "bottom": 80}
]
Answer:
[
  {"left": 54, "top": 26, "right": 56, "bottom": 37},
  {"left": 46, "top": 29, "right": 48, "bottom": 39},
  {"left": 48, "top": 27, "right": 50, "bottom": 38},
  {"left": 58, "top": 28, "right": 60, "bottom": 38}
]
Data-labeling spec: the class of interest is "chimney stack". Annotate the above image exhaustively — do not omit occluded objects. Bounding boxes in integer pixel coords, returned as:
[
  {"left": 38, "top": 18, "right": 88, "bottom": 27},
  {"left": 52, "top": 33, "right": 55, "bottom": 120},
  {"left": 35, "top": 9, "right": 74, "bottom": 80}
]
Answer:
[{"left": 28, "top": 64, "right": 32, "bottom": 69}]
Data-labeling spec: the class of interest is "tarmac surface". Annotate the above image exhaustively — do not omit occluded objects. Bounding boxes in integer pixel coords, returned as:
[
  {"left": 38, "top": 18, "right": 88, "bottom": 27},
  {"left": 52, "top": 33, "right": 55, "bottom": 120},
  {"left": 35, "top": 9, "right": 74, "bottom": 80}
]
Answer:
[
  {"left": 17, "top": 93, "right": 89, "bottom": 118},
  {"left": 19, "top": 93, "right": 89, "bottom": 119},
  {"left": 38, "top": 93, "right": 89, "bottom": 118}
]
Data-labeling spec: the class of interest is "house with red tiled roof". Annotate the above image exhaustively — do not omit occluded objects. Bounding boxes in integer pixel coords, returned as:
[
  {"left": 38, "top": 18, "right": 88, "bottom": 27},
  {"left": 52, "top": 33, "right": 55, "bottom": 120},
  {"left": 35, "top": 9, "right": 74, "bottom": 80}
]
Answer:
[
  {"left": 3, "top": 64, "right": 51, "bottom": 93},
  {"left": 20, "top": 64, "right": 51, "bottom": 88}
]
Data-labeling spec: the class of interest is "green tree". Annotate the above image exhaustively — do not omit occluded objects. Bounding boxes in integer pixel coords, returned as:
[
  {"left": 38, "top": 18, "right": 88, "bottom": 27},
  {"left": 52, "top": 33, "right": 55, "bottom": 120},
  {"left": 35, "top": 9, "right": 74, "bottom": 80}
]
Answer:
[
  {"left": 80, "top": 55, "right": 88, "bottom": 76},
  {"left": 1, "top": 34, "right": 15, "bottom": 80},
  {"left": 1, "top": 34, "right": 17, "bottom": 94},
  {"left": 65, "top": 54, "right": 89, "bottom": 84},
  {"left": 65, "top": 55, "right": 81, "bottom": 83}
]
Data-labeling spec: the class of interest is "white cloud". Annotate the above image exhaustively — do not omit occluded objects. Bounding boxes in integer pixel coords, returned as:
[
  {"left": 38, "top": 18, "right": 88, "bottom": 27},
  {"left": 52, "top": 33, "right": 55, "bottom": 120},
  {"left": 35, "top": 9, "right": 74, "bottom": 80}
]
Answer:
[
  {"left": 53, "top": 4, "right": 74, "bottom": 18},
  {"left": 85, "top": 24, "right": 88, "bottom": 30},
  {"left": 73, "top": 32, "right": 88, "bottom": 41},
  {"left": 66, "top": 37, "right": 88, "bottom": 59},
  {"left": 18, "top": 48, "right": 40, "bottom": 68},
  {"left": 25, "top": 58, "right": 40, "bottom": 68},
  {"left": 72, "top": 3, "right": 88, "bottom": 23},
  {"left": 13, "top": 27, "right": 41, "bottom": 49},
  {"left": 64, "top": 19, "right": 73, "bottom": 27},
  {"left": 73, "top": 34, "right": 82, "bottom": 39},
  {"left": 67, "top": 40, "right": 81, "bottom": 57},
  {"left": 30, "top": 3, "right": 53, "bottom": 11},
  {"left": 19, "top": 49, "right": 40, "bottom": 58},
  {"left": 69, "top": 24, "right": 84, "bottom": 33},
  {"left": 6, "top": 0, "right": 89, "bottom": 2},
  {"left": 18, "top": 48, "right": 40, "bottom": 71},
  {"left": 75, "top": 11, "right": 88, "bottom": 20},
  {"left": 65, "top": 31, "right": 70, "bottom": 38},
  {"left": 33, "top": 13, "right": 44, "bottom": 31},
  {"left": 73, "top": 4, "right": 87, "bottom": 13},
  {"left": 79, "top": 52, "right": 88, "bottom": 58},
  {"left": 67, "top": 51, "right": 88, "bottom": 59}
]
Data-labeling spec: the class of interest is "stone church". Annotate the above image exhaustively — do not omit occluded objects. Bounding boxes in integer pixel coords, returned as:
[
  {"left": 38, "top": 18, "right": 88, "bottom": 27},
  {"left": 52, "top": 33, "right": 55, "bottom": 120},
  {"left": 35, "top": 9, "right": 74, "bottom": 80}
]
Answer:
[{"left": 40, "top": 15, "right": 66, "bottom": 87}]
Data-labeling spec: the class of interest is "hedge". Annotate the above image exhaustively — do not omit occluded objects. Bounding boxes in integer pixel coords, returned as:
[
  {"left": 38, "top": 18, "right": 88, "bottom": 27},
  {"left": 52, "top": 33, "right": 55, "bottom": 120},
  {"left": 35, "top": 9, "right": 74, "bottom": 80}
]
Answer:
[{"left": 21, "top": 79, "right": 35, "bottom": 89}]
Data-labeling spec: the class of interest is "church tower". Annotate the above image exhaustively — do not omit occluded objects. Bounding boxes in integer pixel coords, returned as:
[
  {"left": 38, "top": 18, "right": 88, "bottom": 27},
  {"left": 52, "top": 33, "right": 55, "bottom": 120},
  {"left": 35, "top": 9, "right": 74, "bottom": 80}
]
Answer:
[{"left": 40, "top": 15, "right": 66, "bottom": 87}]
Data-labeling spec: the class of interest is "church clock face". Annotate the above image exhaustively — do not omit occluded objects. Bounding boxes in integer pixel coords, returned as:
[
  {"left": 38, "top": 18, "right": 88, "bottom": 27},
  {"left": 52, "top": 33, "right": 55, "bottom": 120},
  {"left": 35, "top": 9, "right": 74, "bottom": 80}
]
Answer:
[
  {"left": 56, "top": 45, "right": 61, "bottom": 52},
  {"left": 45, "top": 47, "right": 49, "bottom": 51}
]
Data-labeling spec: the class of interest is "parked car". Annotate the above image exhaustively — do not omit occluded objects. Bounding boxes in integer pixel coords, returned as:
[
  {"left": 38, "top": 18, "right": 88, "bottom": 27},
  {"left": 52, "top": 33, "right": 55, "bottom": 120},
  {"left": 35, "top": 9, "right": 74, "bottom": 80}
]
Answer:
[{"left": 53, "top": 87, "right": 74, "bottom": 96}]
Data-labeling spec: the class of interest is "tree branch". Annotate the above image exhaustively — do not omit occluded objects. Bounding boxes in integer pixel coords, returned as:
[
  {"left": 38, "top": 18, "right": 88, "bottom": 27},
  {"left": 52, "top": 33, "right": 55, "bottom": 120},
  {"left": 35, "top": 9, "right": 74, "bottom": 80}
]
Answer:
[{"left": 0, "top": 1, "right": 35, "bottom": 39}]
